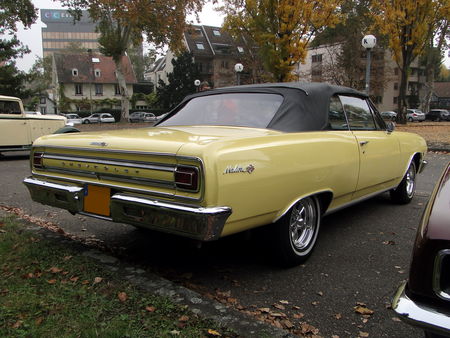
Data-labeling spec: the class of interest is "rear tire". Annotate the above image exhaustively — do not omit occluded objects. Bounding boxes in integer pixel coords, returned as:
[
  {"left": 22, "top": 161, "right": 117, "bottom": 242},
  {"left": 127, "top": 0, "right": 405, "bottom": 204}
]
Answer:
[
  {"left": 272, "top": 196, "right": 321, "bottom": 267},
  {"left": 390, "top": 161, "right": 416, "bottom": 204}
]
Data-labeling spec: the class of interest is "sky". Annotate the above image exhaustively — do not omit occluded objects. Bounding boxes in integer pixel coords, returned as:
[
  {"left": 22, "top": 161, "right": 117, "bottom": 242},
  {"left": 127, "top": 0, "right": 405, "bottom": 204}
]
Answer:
[{"left": 12, "top": 0, "right": 225, "bottom": 72}]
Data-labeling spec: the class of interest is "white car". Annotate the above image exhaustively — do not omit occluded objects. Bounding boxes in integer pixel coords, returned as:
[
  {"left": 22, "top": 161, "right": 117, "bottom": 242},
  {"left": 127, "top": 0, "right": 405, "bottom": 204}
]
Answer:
[
  {"left": 65, "top": 113, "right": 83, "bottom": 125},
  {"left": 82, "top": 113, "right": 115, "bottom": 124}
]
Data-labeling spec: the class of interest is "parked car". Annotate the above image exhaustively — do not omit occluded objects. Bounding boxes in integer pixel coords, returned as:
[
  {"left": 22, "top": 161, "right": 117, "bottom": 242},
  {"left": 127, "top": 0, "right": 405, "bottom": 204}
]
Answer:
[
  {"left": 23, "top": 83, "right": 427, "bottom": 266},
  {"left": 128, "top": 112, "right": 157, "bottom": 123},
  {"left": 426, "top": 109, "right": 450, "bottom": 122},
  {"left": 392, "top": 162, "right": 450, "bottom": 337},
  {"left": 406, "top": 109, "right": 426, "bottom": 122},
  {"left": 65, "top": 113, "right": 83, "bottom": 125},
  {"left": 380, "top": 111, "right": 397, "bottom": 121},
  {"left": 0, "top": 95, "right": 70, "bottom": 155},
  {"left": 82, "top": 113, "right": 115, "bottom": 124}
]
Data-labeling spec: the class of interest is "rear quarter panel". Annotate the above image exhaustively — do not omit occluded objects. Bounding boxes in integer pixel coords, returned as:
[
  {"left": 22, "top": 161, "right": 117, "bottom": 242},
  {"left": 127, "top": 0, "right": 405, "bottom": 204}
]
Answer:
[{"left": 179, "top": 131, "right": 360, "bottom": 237}]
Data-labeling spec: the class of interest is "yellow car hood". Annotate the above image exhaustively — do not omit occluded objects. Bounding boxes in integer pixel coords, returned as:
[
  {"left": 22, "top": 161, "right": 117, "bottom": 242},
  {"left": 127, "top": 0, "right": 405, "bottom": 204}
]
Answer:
[{"left": 33, "top": 125, "right": 282, "bottom": 154}]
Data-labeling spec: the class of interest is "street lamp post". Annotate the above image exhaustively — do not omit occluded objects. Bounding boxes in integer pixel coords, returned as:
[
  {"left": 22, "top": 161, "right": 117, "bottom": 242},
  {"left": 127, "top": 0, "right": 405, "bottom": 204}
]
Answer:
[
  {"left": 361, "top": 35, "right": 376, "bottom": 95},
  {"left": 234, "top": 63, "right": 243, "bottom": 85},
  {"left": 194, "top": 79, "right": 201, "bottom": 92}
]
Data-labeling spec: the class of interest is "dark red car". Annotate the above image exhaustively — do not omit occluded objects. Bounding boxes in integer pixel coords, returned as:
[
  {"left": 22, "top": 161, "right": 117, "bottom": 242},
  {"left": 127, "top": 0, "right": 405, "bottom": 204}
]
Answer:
[{"left": 393, "top": 162, "right": 450, "bottom": 337}]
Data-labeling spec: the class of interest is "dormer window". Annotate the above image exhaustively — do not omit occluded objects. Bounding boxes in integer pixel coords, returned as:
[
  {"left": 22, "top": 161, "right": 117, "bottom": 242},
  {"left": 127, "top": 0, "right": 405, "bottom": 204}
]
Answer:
[
  {"left": 213, "top": 29, "right": 221, "bottom": 36},
  {"left": 237, "top": 46, "right": 244, "bottom": 53},
  {"left": 72, "top": 68, "right": 78, "bottom": 76},
  {"left": 196, "top": 42, "right": 205, "bottom": 50},
  {"left": 94, "top": 69, "right": 101, "bottom": 77}
]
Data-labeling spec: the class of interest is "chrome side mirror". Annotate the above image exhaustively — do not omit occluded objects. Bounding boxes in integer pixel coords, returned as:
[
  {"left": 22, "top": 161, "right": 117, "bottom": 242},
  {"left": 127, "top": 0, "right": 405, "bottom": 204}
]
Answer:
[{"left": 386, "top": 121, "right": 395, "bottom": 133}]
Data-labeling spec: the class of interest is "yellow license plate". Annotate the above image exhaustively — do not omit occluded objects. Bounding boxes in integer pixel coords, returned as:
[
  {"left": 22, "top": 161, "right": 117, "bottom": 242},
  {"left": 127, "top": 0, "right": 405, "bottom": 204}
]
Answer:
[{"left": 83, "top": 185, "right": 111, "bottom": 216}]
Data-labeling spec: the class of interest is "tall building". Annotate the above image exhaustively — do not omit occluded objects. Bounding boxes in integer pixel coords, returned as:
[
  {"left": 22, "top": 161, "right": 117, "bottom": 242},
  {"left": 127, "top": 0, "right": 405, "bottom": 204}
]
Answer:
[{"left": 40, "top": 9, "right": 100, "bottom": 57}]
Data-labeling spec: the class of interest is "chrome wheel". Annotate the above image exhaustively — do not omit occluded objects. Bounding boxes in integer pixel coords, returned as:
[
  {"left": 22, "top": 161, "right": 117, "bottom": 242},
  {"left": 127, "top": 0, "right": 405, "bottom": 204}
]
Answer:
[
  {"left": 289, "top": 198, "right": 318, "bottom": 251},
  {"left": 405, "top": 164, "right": 416, "bottom": 198}
]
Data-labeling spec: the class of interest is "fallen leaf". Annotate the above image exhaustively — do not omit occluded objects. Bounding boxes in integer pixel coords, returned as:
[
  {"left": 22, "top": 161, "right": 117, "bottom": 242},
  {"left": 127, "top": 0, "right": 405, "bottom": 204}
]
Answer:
[
  {"left": 392, "top": 317, "right": 401, "bottom": 322},
  {"left": 281, "top": 319, "right": 294, "bottom": 329},
  {"left": 35, "top": 317, "right": 44, "bottom": 326},
  {"left": 311, "top": 301, "right": 319, "bottom": 306},
  {"left": 317, "top": 291, "right": 324, "bottom": 296},
  {"left": 81, "top": 280, "right": 89, "bottom": 285},
  {"left": 145, "top": 306, "right": 156, "bottom": 312},
  {"left": 63, "top": 256, "right": 73, "bottom": 261},
  {"left": 354, "top": 306, "right": 374, "bottom": 315},
  {"left": 178, "top": 315, "right": 189, "bottom": 322},
  {"left": 47, "top": 279, "right": 57, "bottom": 284},
  {"left": 69, "top": 276, "right": 79, "bottom": 282},
  {"left": 48, "top": 267, "right": 63, "bottom": 274},
  {"left": 11, "top": 320, "right": 23, "bottom": 329},
  {"left": 334, "top": 313, "right": 342, "bottom": 320},
  {"left": 359, "top": 332, "right": 369, "bottom": 337},
  {"left": 259, "top": 307, "right": 271, "bottom": 313},
  {"left": 118, "top": 292, "right": 128, "bottom": 302},
  {"left": 292, "top": 305, "right": 301, "bottom": 310},
  {"left": 169, "top": 330, "right": 180, "bottom": 335},
  {"left": 273, "top": 304, "right": 285, "bottom": 310},
  {"left": 93, "top": 277, "right": 103, "bottom": 284},
  {"left": 293, "top": 313, "right": 305, "bottom": 319},
  {"left": 207, "top": 329, "right": 221, "bottom": 336},
  {"left": 279, "top": 300, "right": 289, "bottom": 304}
]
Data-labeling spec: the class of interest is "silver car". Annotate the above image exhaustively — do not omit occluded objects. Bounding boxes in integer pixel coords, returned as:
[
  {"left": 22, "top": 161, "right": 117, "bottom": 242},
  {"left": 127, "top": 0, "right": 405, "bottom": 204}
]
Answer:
[{"left": 406, "top": 109, "right": 425, "bottom": 122}]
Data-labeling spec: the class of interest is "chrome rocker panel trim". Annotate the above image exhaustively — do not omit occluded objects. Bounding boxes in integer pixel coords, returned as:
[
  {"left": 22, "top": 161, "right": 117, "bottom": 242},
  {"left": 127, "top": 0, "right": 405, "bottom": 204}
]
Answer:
[
  {"left": 392, "top": 282, "right": 450, "bottom": 336},
  {"left": 23, "top": 177, "right": 231, "bottom": 241}
]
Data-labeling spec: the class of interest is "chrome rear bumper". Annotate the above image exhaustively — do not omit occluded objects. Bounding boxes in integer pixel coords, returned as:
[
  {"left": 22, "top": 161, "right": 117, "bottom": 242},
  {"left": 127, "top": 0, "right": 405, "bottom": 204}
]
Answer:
[
  {"left": 392, "top": 282, "right": 450, "bottom": 336},
  {"left": 23, "top": 177, "right": 231, "bottom": 241}
]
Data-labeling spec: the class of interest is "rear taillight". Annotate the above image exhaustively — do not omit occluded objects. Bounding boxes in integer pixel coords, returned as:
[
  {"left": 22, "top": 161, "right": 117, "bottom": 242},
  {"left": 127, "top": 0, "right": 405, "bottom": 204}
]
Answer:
[
  {"left": 33, "top": 152, "right": 44, "bottom": 169},
  {"left": 175, "top": 166, "right": 199, "bottom": 191}
]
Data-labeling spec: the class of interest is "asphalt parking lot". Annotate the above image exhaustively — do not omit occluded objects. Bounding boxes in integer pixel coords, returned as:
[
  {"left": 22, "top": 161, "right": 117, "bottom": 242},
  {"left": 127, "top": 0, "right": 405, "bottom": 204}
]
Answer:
[{"left": 1, "top": 150, "right": 449, "bottom": 337}]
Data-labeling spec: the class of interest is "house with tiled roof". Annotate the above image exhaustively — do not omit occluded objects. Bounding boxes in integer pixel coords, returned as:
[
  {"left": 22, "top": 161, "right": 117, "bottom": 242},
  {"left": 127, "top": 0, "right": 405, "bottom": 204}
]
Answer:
[
  {"left": 431, "top": 82, "right": 450, "bottom": 110},
  {"left": 145, "top": 25, "right": 253, "bottom": 89},
  {"left": 52, "top": 52, "right": 137, "bottom": 113}
]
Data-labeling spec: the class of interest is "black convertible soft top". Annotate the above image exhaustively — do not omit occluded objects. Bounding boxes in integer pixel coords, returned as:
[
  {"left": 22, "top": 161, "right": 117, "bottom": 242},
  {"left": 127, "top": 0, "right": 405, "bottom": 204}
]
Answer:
[{"left": 167, "top": 82, "right": 368, "bottom": 132}]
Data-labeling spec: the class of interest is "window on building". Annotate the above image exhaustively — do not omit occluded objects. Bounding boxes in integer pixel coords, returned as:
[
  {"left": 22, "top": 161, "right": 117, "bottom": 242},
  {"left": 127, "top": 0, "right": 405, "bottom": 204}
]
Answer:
[
  {"left": 196, "top": 42, "right": 205, "bottom": 50},
  {"left": 221, "top": 60, "right": 229, "bottom": 69},
  {"left": 94, "top": 69, "right": 101, "bottom": 77},
  {"left": 214, "top": 44, "right": 231, "bottom": 54},
  {"left": 394, "top": 68, "right": 399, "bottom": 75},
  {"left": 95, "top": 84, "right": 103, "bottom": 95},
  {"left": 72, "top": 68, "right": 78, "bottom": 76},
  {"left": 114, "top": 84, "right": 121, "bottom": 95},
  {"left": 40, "top": 97, "right": 46, "bottom": 104},
  {"left": 237, "top": 46, "right": 244, "bottom": 53},
  {"left": 213, "top": 29, "right": 221, "bottom": 36},
  {"left": 311, "top": 54, "right": 323, "bottom": 63},
  {"left": 394, "top": 83, "right": 398, "bottom": 90},
  {"left": 194, "top": 28, "right": 203, "bottom": 36},
  {"left": 393, "top": 96, "right": 398, "bottom": 104},
  {"left": 75, "top": 84, "right": 83, "bottom": 95},
  {"left": 197, "top": 62, "right": 203, "bottom": 72}
]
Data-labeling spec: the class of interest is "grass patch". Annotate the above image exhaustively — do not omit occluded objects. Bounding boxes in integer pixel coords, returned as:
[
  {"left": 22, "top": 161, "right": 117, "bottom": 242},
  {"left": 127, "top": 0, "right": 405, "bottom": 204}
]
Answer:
[{"left": 0, "top": 216, "right": 233, "bottom": 337}]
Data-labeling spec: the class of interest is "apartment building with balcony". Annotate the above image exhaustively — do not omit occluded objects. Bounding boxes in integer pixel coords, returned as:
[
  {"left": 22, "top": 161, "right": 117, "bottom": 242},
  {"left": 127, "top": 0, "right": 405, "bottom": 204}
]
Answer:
[{"left": 295, "top": 43, "right": 427, "bottom": 112}]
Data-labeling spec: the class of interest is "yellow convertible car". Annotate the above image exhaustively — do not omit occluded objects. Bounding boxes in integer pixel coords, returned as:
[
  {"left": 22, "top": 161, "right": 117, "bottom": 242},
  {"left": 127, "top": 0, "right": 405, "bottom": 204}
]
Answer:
[{"left": 24, "top": 83, "right": 427, "bottom": 266}]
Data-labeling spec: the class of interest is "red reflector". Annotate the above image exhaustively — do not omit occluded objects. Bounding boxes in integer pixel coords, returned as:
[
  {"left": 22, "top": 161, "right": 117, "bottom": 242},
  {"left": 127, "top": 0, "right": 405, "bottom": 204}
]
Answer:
[
  {"left": 33, "top": 152, "right": 44, "bottom": 168},
  {"left": 175, "top": 166, "right": 199, "bottom": 191}
]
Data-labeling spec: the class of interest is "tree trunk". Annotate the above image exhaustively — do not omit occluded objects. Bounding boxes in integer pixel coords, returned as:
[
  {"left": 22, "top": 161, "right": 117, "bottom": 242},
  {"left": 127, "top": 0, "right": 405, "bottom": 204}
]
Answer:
[{"left": 114, "top": 56, "right": 130, "bottom": 122}]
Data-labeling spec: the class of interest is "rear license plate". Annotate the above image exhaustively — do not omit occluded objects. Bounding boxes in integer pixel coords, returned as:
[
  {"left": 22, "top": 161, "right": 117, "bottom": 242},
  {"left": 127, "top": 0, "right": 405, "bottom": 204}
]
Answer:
[{"left": 83, "top": 185, "right": 111, "bottom": 216}]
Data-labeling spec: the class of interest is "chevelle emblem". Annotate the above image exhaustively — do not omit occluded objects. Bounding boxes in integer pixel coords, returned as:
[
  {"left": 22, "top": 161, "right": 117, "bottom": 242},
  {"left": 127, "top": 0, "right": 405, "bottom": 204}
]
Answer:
[
  {"left": 90, "top": 142, "right": 108, "bottom": 146},
  {"left": 224, "top": 164, "right": 255, "bottom": 174}
]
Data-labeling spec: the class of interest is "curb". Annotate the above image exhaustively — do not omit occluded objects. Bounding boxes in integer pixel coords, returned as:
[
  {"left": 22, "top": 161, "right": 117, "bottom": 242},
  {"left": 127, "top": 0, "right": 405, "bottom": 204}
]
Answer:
[{"left": 1, "top": 210, "right": 295, "bottom": 338}]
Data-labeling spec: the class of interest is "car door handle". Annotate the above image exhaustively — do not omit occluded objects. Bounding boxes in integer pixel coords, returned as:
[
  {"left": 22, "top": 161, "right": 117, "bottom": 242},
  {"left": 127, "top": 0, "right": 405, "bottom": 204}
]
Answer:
[{"left": 359, "top": 141, "right": 369, "bottom": 146}]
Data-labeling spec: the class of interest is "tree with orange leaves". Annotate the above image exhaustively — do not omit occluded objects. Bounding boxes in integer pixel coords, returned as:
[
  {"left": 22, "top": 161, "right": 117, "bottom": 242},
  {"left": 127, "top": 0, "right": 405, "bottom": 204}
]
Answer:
[
  {"left": 59, "top": 0, "right": 204, "bottom": 119},
  {"left": 219, "top": 0, "right": 343, "bottom": 82},
  {"left": 370, "top": 0, "right": 449, "bottom": 124}
]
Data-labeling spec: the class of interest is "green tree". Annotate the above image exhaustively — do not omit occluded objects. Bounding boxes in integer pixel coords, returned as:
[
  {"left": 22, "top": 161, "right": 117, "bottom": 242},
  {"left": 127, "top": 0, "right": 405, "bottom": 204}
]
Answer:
[
  {"left": 0, "top": 0, "right": 37, "bottom": 99},
  {"left": 156, "top": 52, "right": 200, "bottom": 109},
  {"left": 220, "top": 0, "right": 343, "bottom": 82},
  {"left": 371, "top": 0, "right": 449, "bottom": 123},
  {"left": 26, "top": 56, "right": 53, "bottom": 95},
  {"left": 59, "top": 0, "right": 204, "bottom": 121}
]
